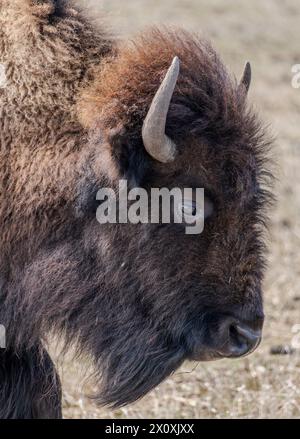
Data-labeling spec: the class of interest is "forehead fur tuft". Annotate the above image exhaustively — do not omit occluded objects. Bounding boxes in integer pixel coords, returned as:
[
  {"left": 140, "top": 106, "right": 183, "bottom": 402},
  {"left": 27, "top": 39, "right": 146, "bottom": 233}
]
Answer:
[
  {"left": 79, "top": 28, "right": 242, "bottom": 133},
  {"left": 78, "top": 27, "right": 272, "bottom": 177}
]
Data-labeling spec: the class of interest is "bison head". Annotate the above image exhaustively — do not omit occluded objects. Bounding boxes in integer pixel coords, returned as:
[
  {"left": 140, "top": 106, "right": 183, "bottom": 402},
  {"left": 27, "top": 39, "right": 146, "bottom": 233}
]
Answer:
[
  {"left": 15, "top": 29, "right": 273, "bottom": 407},
  {"left": 69, "top": 29, "right": 273, "bottom": 406}
]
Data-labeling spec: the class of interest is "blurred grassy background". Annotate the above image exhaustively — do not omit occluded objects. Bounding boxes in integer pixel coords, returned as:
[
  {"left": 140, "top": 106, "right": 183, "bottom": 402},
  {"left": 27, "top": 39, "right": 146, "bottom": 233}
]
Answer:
[{"left": 57, "top": 0, "right": 300, "bottom": 418}]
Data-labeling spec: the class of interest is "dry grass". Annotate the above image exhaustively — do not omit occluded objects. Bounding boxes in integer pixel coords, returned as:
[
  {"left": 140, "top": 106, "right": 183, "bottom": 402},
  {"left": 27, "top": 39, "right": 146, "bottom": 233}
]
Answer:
[{"left": 54, "top": 0, "right": 300, "bottom": 418}]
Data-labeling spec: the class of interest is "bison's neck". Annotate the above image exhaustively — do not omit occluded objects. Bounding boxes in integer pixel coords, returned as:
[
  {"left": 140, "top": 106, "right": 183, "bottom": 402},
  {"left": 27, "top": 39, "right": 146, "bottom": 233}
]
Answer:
[{"left": 0, "top": 1, "right": 113, "bottom": 271}]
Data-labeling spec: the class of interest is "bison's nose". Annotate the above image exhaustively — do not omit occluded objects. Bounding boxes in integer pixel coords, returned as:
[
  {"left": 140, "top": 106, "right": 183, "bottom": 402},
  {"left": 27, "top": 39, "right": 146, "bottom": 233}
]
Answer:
[{"left": 220, "top": 318, "right": 263, "bottom": 358}]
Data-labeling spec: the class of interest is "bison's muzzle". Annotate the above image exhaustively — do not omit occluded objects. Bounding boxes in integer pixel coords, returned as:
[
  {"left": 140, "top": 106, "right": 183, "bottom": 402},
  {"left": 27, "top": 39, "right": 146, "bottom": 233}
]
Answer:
[{"left": 190, "top": 313, "right": 264, "bottom": 361}]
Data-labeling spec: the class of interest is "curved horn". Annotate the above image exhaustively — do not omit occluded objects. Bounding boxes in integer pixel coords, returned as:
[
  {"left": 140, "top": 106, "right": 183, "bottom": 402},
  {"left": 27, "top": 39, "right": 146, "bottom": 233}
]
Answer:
[
  {"left": 239, "top": 61, "right": 251, "bottom": 93},
  {"left": 142, "top": 56, "right": 180, "bottom": 163}
]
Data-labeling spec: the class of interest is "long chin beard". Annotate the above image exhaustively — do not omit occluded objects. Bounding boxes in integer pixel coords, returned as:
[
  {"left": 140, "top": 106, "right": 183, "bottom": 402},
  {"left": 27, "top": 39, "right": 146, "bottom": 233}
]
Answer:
[{"left": 90, "top": 330, "right": 186, "bottom": 407}]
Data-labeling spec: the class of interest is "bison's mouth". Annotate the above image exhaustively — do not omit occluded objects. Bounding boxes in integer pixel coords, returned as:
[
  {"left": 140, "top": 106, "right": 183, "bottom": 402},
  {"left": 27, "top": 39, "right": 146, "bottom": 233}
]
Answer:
[
  {"left": 188, "top": 349, "right": 226, "bottom": 362},
  {"left": 189, "top": 336, "right": 262, "bottom": 362}
]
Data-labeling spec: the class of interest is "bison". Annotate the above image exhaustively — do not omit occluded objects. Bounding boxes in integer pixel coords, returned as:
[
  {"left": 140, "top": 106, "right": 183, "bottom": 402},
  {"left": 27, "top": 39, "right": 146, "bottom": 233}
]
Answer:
[{"left": 0, "top": 0, "right": 273, "bottom": 418}]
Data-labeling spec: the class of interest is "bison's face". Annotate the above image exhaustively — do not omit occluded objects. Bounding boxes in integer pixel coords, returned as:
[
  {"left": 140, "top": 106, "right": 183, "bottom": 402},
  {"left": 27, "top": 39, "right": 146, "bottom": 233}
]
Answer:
[{"left": 71, "top": 58, "right": 271, "bottom": 406}]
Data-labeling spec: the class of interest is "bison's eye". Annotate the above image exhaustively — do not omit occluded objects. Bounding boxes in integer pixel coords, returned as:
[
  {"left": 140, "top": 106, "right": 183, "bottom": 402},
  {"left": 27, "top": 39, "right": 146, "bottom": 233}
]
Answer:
[
  {"left": 182, "top": 200, "right": 198, "bottom": 217},
  {"left": 179, "top": 195, "right": 213, "bottom": 223}
]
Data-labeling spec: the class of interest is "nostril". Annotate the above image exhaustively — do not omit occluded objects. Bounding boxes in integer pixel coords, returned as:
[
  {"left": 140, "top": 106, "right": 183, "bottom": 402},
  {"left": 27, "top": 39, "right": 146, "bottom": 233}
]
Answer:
[
  {"left": 224, "top": 321, "right": 262, "bottom": 358},
  {"left": 235, "top": 324, "right": 262, "bottom": 345},
  {"left": 229, "top": 324, "right": 248, "bottom": 350}
]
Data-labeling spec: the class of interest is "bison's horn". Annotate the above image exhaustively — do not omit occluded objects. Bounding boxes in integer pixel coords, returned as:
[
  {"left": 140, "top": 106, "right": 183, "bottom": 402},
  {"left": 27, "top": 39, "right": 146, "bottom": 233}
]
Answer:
[
  {"left": 142, "top": 56, "right": 180, "bottom": 163},
  {"left": 239, "top": 61, "right": 251, "bottom": 93}
]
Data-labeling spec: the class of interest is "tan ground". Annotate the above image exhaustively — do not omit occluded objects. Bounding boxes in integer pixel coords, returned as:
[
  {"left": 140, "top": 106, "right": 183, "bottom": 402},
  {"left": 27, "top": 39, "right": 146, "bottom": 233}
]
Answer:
[{"left": 55, "top": 0, "right": 300, "bottom": 418}]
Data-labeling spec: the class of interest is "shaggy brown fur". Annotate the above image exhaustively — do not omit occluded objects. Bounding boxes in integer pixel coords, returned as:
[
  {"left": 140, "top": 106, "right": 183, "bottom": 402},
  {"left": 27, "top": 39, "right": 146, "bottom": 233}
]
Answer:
[
  {"left": 0, "top": 0, "right": 273, "bottom": 418},
  {"left": 0, "top": 0, "right": 112, "bottom": 267}
]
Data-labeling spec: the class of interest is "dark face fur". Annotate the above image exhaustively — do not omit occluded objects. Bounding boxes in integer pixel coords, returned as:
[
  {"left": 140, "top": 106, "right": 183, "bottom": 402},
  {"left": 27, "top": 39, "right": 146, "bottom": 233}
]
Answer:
[{"left": 5, "top": 29, "right": 272, "bottom": 408}]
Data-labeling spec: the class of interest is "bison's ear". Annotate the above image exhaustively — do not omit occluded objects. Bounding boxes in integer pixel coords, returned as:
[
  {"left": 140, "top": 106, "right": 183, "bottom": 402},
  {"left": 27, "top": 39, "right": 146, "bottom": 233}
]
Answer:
[
  {"left": 105, "top": 125, "right": 150, "bottom": 188},
  {"left": 239, "top": 61, "right": 252, "bottom": 94}
]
